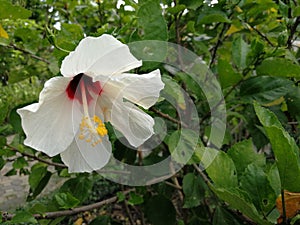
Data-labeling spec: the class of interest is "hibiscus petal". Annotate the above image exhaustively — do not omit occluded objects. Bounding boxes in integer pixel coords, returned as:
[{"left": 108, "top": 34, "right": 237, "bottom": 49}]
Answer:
[
  {"left": 101, "top": 69, "right": 164, "bottom": 109},
  {"left": 109, "top": 100, "right": 155, "bottom": 147},
  {"left": 17, "top": 77, "right": 81, "bottom": 157},
  {"left": 60, "top": 133, "right": 112, "bottom": 173},
  {"left": 60, "top": 34, "right": 142, "bottom": 78}
]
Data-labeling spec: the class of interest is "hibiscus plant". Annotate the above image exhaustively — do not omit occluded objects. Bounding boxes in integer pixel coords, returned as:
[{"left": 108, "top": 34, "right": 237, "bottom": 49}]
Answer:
[{"left": 0, "top": 0, "right": 300, "bottom": 225}]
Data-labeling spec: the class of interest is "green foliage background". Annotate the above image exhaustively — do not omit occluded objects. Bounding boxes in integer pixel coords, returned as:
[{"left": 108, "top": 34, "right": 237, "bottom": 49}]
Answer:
[{"left": 0, "top": 0, "right": 300, "bottom": 224}]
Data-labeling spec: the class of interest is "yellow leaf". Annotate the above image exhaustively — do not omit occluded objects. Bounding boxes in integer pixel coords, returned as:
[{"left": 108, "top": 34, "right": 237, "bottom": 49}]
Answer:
[
  {"left": 276, "top": 190, "right": 300, "bottom": 224},
  {"left": 0, "top": 24, "right": 9, "bottom": 39},
  {"left": 225, "top": 25, "right": 241, "bottom": 36},
  {"left": 270, "top": 7, "right": 277, "bottom": 13},
  {"left": 235, "top": 6, "right": 243, "bottom": 13},
  {"left": 74, "top": 218, "right": 83, "bottom": 225},
  {"left": 263, "top": 96, "right": 285, "bottom": 107}
]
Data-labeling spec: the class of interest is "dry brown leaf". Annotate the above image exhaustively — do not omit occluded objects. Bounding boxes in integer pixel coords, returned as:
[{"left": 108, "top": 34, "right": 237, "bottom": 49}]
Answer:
[{"left": 276, "top": 190, "right": 300, "bottom": 224}]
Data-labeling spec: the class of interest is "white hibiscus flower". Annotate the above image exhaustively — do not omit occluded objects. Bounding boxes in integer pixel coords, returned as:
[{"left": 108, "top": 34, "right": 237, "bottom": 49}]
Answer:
[{"left": 17, "top": 34, "right": 164, "bottom": 173}]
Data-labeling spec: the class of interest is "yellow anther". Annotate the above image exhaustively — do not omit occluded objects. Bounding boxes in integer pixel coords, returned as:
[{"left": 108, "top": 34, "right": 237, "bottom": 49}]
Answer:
[
  {"left": 96, "top": 126, "right": 107, "bottom": 136},
  {"left": 78, "top": 115, "right": 107, "bottom": 147},
  {"left": 93, "top": 115, "right": 101, "bottom": 123}
]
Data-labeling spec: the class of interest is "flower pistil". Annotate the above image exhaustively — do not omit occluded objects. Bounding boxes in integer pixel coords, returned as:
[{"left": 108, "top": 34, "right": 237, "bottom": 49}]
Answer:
[{"left": 78, "top": 77, "right": 108, "bottom": 147}]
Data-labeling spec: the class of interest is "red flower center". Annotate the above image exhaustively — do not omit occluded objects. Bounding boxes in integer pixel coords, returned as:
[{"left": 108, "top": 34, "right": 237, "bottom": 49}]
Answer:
[{"left": 65, "top": 73, "right": 102, "bottom": 104}]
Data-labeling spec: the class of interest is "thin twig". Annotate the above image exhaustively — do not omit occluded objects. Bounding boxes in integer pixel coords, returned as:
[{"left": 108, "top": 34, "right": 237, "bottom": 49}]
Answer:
[
  {"left": 124, "top": 200, "right": 135, "bottom": 225},
  {"left": 287, "top": 16, "right": 300, "bottom": 49},
  {"left": 251, "top": 26, "right": 274, "bottom": 47},
  {"left": 169, "top": 162, "right": 183, "bottom": 202},
  {"left": 8, "top": 44, "right": 50, "bottom": 64},
  {"left": 150, "top": 107, "right": 187, "bottom": 128},
  {"left": 3, "top": 189, "right": 134, "bottom": 221},
  {"left": 193, "top": 164, "right": 211, "bottom": 185},
  {"left": 165, "top": 181, "right": 182, "bottom": 190},
  {"left": 209, "top": 23, "right": 230, "bottom": 67},
  {"left": 7, "top": 144, "right": 132, "bottom": 175},
  {"left": 281, "top": 189, "right": 287, "bottom": 224},
  {"left": 7, "top": 144, "right": 67, "bottom": 168}
]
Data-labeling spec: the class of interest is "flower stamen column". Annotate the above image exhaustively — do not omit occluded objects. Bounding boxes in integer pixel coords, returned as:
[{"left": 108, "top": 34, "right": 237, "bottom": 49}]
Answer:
[{"left": 79, "top": 79, "right": 108, "bottom": 147}]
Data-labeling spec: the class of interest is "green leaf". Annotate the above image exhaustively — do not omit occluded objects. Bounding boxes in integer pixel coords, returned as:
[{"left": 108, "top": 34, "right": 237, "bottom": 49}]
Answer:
[
  {"left": 212, "top": 187, "right": 272, "bottom": 225},
  {"left": 9, "top": 107, "right": 23, "bottom": 133},
  {"left": 54, "top": 192, "right": 80, "bottom": 209},
  {"left": 4, "top": 168, "right": 16, "bottom": 176},
  {"left": 117, "top": 191, "right": 125, "bottom": 202},
  {"left": 212, "top": 207, "right": 243, "bottom": 225},
  {"left": 293, "top": 6, "right": 300, "bottom": 17},
  {"left": 0, "top": 36, "right": 9, "bottom": 46},
  {"left": 29, "top": 164, "right": 47, "bottom": 190},
  {"left": 232, "top": 36, "right": 250, "bottom": 70},
  {"left": 162, "top": 75, "right": 186, "bottom": 110},
  {"left": 28, "top": 203, "right": 49, "bottom": 215},
  {"left": 0, "top": 136, "right": 6, "bottom": 148},
  {"left": 167, "top": 129, "right": 199, "bottom": 164},
  {"left": 12, "top": 157, "right": 28, "bottom": 169},
  {"left": 227, "top": 139, "right": 265, "bottom": 178},
  {"left": 267, "top": 164, "right": 281, "bottom": 196},
  {"left": 59, "top": 23, "right": 84, "bottom": 42},
  {"left": 217, "top": 59, "right": 242, "bottom": 88},
  {"left": 0, "top": 156, "right": 5, "bottom": 171},
  {"left": 59, "top": 175, "right": 93, "bottom": 202},
  {"left": 145, "top": 195, "right": 176, "bottom": 225},
  {"left": 0, "top": 0, "right": 31, "bottom": 19},
  {"left": 167, "top": 4, "right": 186, "bottom": 14},
  {"left": 243, "top": 105, "right": 269, "bottom": 149},
  {"left": 28, "top": 164, "right": 52, "bottom": 200},
  {"left": 291, "top": 214, "right": 300, "bottom": 225},
  {"left": 198, "top": 11, "right": 231, "bottom": 24},
  {"left": 137, "top": 2, "right": 168, "bottom": 40},
  {"left": 176, "top": 72, "right": 205, "bottom": 99},
  {"left": 54, "top": 23, "right": 84, "bottom": 53},
  {"left": 0, "top": 104, "right": 8, "bottom": 124},
  {"left": 240, "top": 76, "right": 293, "bottom": 104},
  {"left": 14, "top": 28, "right": 41, "bottom": 53},
  {"left": 206, "top": 151, "right": 238, "bottom": 188},
  {"left": 286, "top": 86, "right": 300, "bottom": 119},
  {"left": 248, "top": 38, "right": 265, "bottom": 59},
  {"left": 182, "top": 173, "right": 205, "bottom": 208},
  {"left": 278, "top": 1, "right": 288, "bottom": 17},
  {"left": 256, "top": 58, "right": 300, "bottom": 79},
  {"left": 113, "top": 139, "right": 137, "bottom": 164},
  {"left": 240, "top": 164, "right": 277, "bottom": 214},
  {"left": 9, "top": 211, "right": 38, "bottom": 224},
  {"left": 253, "top": 104, "right": 282, "bottom": 129},
  {"left": 179, "top": 0, "right": 203, "bottom": 10},
  {"left": 128, "top": 192, "right": 144, "bottom": 206},
  {"left": 254, "top": 102, "right": 300, "bottom": 192}
]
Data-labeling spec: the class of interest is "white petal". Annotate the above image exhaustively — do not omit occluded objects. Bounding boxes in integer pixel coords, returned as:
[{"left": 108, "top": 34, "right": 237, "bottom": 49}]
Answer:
[
  {"left": 60, "top": 34, "right": 142, "bottom": 78},
  {"left": 109, "top": 100, "right": 155, "bottom": 147},
  {"left": 102, "top": 69, "right": 164, "bottom": 109},
  {"left": 60, "top": 132, "right": 112, "bottom": 173},
  {"left": 17, "top": 77, "right": 81, "bottom": 157}
]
